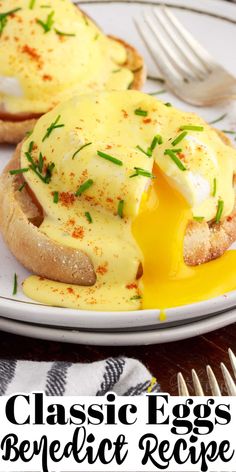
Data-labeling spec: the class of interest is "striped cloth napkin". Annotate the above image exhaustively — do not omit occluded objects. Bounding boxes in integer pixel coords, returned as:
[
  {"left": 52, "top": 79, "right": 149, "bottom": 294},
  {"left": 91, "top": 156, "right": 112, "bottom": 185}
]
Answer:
[{"left": 0, "top": 358, "right": 160, "bottom": 396}]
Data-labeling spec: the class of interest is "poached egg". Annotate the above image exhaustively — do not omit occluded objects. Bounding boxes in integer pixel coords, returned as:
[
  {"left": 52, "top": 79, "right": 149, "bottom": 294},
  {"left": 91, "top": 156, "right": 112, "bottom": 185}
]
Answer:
[{"left": 19, "top": 90, "right": 236, "bottom": 312}]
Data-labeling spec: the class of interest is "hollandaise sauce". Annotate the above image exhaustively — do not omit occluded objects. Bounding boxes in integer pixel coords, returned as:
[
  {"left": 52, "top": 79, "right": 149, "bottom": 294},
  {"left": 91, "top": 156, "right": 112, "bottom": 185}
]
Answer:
[
  {"left": 0, "top": 0, "right": 133, "bottom": 115},
  {"left": 19, "top": 91, "right": 236, "bottom": 312}
]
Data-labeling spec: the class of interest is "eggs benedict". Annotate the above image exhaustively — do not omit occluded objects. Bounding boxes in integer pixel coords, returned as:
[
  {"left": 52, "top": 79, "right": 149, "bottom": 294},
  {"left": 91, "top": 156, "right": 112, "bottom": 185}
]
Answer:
[
  {"left": 0, "top": 0, "right": 145, "bottom": 143},
  {"left": 1, "top": 90, "right": 236, "bottom": 312}
]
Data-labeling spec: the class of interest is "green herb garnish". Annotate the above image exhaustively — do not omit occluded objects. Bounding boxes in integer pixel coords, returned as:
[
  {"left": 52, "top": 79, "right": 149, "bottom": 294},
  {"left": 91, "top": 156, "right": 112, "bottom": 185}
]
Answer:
[
  {"left": 171, "top": 131, "right": 188, "bottom": 147},
  {"left": 10, "top": 168, "right": 29, "bottom": 175},
  {"left": 75, "top": 179, "right": 94, "bottom": 197},
  {"left": 0, "top": 8, "right": 21, "bottom": 36},
  {"left": 25, "top": 141, "right": 55, "bottom": 184},
  {"left": 117, "top": 200, "right": 124, "bottom": 218},
  {"left": 215, "top": 200, "right": 224, "bottom": 224},
  {"left": 136, "top": 145, "right": 151, "bottom": 157},
  {"left": 36, "top": 11, "right": 55, "bottom": 33},
  {"left": 180, "top": 125, "right": 204, "bottom": 131},
  {"left": 13, "top": 273, "right": 17, "bottom": 296},
  {"left": 53, "top": 191, "right": 59, "bottom": 203},
  {"left": 55, "top": 28, "right": 76, "bottom": 37},
  {"left": 42, "top": 114, "right": 64, "bottom": 141},
  {"left": 130, "top": 167, "right": 155, "bottom": 179},
  {"left": 72, "top": 142, "right": 92, "bottom": 159},
  {"left": 97, "top": 150, "right": 123, "bottom": 166},
  {"left": 209, "top": 113, "right": 227, "bottom": 125},
  {"left": 38, "top": 152, "right": 44, "bottom": 173},
  {"left": 165, "top": 102, "right": 172, "bottom": 107},
  {"left": 164, "top": 149, "right": 186, "bottom": 171},
  {"left": 85, "top": 211, "right": 93, "bottom": 224},
  {"left": 130, "top": 295, "right": 142, "bottom": 300},
  {"left": 18, "top": 182, "right": 26, "bottom": 192},
  {"left": 222, "top": 130, "right": 236, "bottom": 135},
  {"left": 149, "top": 89, "right": 166, "bottom": 96},
  {"left": 213, "top": 178, "right": 217, "bottom": 197},
  {"left": 193, "top": 216, "right": 204, "bottom": 222},
  {"left": 134, "top": 108, "right": 148, "bottom": 117},
  {"left": 29, "top": 0, "right": 36, "bottom": 9}
]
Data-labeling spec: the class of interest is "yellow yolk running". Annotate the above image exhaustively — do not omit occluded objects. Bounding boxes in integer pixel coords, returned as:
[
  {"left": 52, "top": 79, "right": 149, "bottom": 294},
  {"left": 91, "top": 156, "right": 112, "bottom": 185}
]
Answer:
[{"left": 133, "top": 164, "right": 236, "bottom": 310}]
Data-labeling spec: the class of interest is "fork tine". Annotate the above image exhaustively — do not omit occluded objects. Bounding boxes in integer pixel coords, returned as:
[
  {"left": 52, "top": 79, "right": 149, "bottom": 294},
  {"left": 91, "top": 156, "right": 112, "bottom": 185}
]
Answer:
[
  {"left": 143, "top": 12, "right": 195, "bottom": 81},
  {"left": 177, "top": 373, "right": 190, "bottom": 395},
  {"left": 153, "top": 8, "right": 207, "bottom": 80},
  {"left": 134, "top": 17, "right": 181, "bottom": 82},
  {"left": 162, "top": 7, "right": 215, "bottom": 72},
  {"left": 221, "top": 363, "right": 236, "bottom": 396},
  {"left": 192, "top": 369, "right": 205, "bottom": 396},
  {"left": 206, "top": 365, "right": 222, "bottom": 396},
  {"left": 228, "top": 349, "right": 236, "bottom": 380}
]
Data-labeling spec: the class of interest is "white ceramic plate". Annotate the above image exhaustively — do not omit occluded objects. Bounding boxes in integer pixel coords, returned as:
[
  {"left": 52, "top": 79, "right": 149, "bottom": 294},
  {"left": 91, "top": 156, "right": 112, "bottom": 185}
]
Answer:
[
  {"left": 0, "top": 307, "right": 236, "bottom": 345},
  {"left": 0, "top": 0, "right": 236, "bottom": 336}
]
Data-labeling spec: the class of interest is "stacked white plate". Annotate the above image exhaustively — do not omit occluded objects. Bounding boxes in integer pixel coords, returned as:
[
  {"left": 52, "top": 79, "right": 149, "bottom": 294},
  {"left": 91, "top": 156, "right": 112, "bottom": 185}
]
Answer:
[{"left": 0, "top": 0, "right": 236, "bottom": 345}]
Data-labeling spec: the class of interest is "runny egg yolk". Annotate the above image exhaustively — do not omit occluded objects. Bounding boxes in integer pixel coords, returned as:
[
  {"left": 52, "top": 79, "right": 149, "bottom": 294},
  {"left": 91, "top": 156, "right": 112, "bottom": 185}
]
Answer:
[{"left": 133, "top": 164, "right": 236, "bottom": 310}]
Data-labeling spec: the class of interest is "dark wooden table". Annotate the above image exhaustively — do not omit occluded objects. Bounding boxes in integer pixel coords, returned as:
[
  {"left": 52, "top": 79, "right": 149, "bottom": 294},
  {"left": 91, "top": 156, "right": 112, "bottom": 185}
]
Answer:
[{"left": 0, "top": 323, "right": 235, "bottom": 395}]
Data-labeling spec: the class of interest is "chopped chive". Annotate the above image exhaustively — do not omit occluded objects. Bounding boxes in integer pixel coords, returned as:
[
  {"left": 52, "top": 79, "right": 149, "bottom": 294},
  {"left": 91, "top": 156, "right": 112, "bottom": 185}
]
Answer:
[
  {"left": 171, "top": 131, "right": 188, "bottom": 147},
  {"left": 169, "top": 148, "right": 182, "bottom": 153},
  {"left": 137, "top": 135, "right": 163, "bottom": 158},
  {"left": 130, "top": 295, "right": 142, "bottom": 300},
  {"left": 13, "top": 273, "right": 17, "bottom": 296},
  {"left": 130, "top": 167, "right": 155, "bottom": 179},
  {"left": 36, "top": 11, "right": 55, "bottom": 33},
  {"left": 29, "top": 0, "right": 36, "bottom": 8},
  {"left": 180, "top": 125, "right": 204, "bottom": 131},
  {"left": 136, "top": 145, "right": 151, "bottom": 157},
  {"left": 42, "top": 115, "right": 64, "bottom": 141},
  {"left": 117, "top": 200, "right": 124, "bottom": 218},
  {"left": 54, "top": 28, "right": 76, "bottom": 37},
  {"left": 215, "top": 200, "right": 224, "bottom": 224},
  {"left": 85, "top": 211, "right": 93, "bottom": 224},
  {"left": 18, "top": 182, "right": 26, "bottom": 192},
  {"left": 222, "top": 130, "right": 236, "bottom": 135},
  {"left": 112, "top": 68, "right": 121, "bottom": 73},
  {"left": 149, "top": 89, "right": 166, "bottom": 96},
  {"left": 53, "top": 191, "right": 59, "bottom": 203},
  {"left": 25, "top": 130, "right": 33, "bottom": 137},
  {"left": 72, "top": 142, "right": 92, "bottom": 159},
  {"left": 148, "top": 134, "right": 163, "bottom": 154},
  {"left": 193, "top": 216, "right": 204, "bottom": 222},
  {"left": 75, "top": 179, "right": 94, "bottom": 197},
  {"left": 97, "top": 150, "right": 123, "bottom": 166},
  {"left": 165, "top": 102, "right": 172, "bottom": 107},
  {"left": 38, "top": 152, "right": 44, "bottom": 173},
  {"left": 164, "top": 149, "right": 187, "bottom": 171},
  {"left": 0, "top": 8, "right": 21, "bottom": 36},
  {"left": 213, "top": 178, "right": 217, "bottom": 197},
  {"left": 209, "top": 113, "right": 227, "bottom": 125},
  {"left": 10, "top": 168, "right": 29, "bottom": 175},
  {"left": 134, "top": 108, "right": 148, "bottom": 117}
]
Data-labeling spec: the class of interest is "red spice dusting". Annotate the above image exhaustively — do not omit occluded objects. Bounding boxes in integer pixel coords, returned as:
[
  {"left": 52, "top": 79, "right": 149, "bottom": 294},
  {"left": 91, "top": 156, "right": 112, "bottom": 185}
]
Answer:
[
  {"left": 106, "top": 197, "right": 113, "bottom": 203},
  {"left": 96, "top": 263, "right": 108, "bottom": 275},
  {"left": 72, "top": 226, "right": 84, "bottom": 239},
  {"left": 67, "top": 287, "right": 74, "bottom": 294},
  {"left": 143, "top": 118, "right": 152, "bottom": 124},
  {"left": 126, "top": 283, "right": 138, "bottom": 290},
  {"left": 21, "top": 44, "right": 41, "bottom": 62},
  {"left": 43, "top": 74, "right": 53, "bottom": 81},
  {"left": 39, "top": 277, "right": 45, "bottom": 281},
  {"left": 66, "top": 218, "right": 75, "bottom": 227},
  {"left": 60, "top": 192, "right": 76, "bottom": 207},
  {"left": 227, "top": 216, "right": 233, "bottom": 222},
  {"left": 106, "top": 145, "right": 112, "bottom": 149},
  {"left": 122, "top": 109, "right": 128, "bottom": 118}
]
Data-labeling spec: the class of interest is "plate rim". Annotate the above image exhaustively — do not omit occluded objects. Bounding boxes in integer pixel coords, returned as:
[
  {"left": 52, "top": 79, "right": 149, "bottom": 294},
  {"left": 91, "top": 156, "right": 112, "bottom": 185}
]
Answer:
[{"left": 0, "top": 0, "right": 236, "bottom": 333}]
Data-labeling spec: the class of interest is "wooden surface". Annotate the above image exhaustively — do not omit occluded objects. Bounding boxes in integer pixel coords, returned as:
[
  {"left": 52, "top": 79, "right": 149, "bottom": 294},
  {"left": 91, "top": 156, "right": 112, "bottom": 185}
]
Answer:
[{"left": 0, "top": 323, "right": 235, "bottom": 394}]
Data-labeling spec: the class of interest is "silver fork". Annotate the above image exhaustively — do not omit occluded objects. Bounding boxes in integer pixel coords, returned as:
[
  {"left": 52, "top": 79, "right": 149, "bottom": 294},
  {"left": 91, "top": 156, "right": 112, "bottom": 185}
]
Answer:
[
  {"left": 135, "top": 7, "right": 236, "bottom": 106},
  {"left": 178, "top": 349, "right": 236, "bottom": 395}
]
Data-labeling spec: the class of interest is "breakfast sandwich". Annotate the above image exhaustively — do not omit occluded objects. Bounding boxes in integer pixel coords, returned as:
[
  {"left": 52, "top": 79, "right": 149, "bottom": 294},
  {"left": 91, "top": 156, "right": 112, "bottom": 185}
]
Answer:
[
  {"left": 1, "top": 90, "right": 236, "bottom": 312},
  {"left": 0, "top": 0, "right": 145, "bottom": 144}
]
